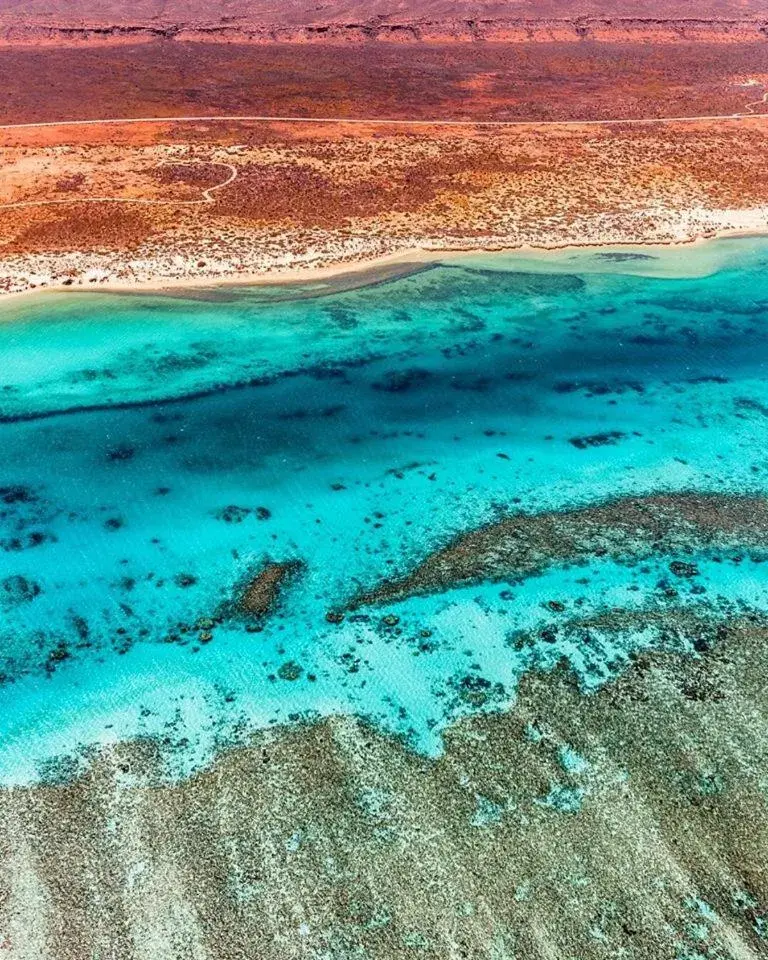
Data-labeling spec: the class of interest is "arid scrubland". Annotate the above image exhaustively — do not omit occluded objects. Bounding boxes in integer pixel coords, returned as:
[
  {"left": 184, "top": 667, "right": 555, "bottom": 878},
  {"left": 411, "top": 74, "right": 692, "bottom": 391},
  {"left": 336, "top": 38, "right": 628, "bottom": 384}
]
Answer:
[{"left": 1, "top": 119, "right": 768, "bottom": 295}]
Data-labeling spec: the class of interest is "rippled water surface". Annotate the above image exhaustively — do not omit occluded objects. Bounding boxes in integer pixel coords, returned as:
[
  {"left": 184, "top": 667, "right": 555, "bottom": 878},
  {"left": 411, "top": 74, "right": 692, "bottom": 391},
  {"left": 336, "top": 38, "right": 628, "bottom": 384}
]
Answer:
[{"left": 4, "top": 239, "right": 768, "bottom": 783}]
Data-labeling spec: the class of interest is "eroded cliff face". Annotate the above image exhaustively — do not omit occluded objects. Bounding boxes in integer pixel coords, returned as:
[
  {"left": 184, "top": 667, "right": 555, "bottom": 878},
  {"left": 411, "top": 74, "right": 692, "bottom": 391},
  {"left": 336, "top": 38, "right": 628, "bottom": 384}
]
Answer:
[{"left": 1, "top": 12, "right": 768, "bottom": 46}]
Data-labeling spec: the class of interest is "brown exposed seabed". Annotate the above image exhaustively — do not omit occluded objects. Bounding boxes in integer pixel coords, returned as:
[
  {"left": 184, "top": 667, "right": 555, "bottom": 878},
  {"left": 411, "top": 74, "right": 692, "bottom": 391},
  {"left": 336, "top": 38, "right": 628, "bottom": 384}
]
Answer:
[
  {"left": 3, "top": 8, "right": 768, "bottom": 955},
  {"left": 1, "top": 609, "right": 767, "bottom": 959},
  {"left": 349, "top": 491, "right": 768, "bottom": 609},
  {"left": 239, "top": 560, "right": 304, "bottom": 619}
]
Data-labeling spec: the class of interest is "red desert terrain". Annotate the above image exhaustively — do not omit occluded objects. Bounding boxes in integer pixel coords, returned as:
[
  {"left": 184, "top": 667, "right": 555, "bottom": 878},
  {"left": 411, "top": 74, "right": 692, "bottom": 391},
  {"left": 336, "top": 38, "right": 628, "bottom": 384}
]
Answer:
[
  {"left": 1, "top": 0, "right": 768, "bottom": 40},
  {"left": 2, "top": 41, "right": 768, "bottom": 124},
  {"left": 0, "top": 0, "right": 767, "bottom": 295}
]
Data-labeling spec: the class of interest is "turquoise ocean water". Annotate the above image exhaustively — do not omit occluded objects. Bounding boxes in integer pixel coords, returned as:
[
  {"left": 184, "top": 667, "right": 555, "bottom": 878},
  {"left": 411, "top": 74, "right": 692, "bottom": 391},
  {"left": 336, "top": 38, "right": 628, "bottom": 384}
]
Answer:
[{"left": 3, "top": 238, "right": 768, "bottom": 784}]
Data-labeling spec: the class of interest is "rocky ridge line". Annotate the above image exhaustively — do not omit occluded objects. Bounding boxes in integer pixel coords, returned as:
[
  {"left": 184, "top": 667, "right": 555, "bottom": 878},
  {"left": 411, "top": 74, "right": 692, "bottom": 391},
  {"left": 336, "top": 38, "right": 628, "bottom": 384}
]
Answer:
[{"left": 1, "top": 17, "right": 768, "bottom": 46}]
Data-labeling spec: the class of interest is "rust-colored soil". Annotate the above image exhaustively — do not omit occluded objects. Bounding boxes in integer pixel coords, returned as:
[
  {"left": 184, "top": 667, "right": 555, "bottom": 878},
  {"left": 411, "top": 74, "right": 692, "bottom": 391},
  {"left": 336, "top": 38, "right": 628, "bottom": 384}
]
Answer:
[
  {"left": 1, "top": 0, "right": 767, "bottom": 46},
  {"left": 2, "top": 1, "right": 767, "bottom": 21},
  {"left": 1, "top": 41, "right": 768, "bottom": 124},
  {"left": 2, "top": 116, "right": 768, "bottom": 295},
  {"left": 1, "top": 8, "right": 768, "bottom": 296}
]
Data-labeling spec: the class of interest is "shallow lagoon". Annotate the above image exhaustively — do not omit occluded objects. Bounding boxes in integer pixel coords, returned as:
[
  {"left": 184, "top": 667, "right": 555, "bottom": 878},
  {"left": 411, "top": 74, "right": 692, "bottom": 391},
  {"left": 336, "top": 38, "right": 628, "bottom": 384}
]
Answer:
[{"left": 4, "top": 238, "right": 768, "bottom": 784}]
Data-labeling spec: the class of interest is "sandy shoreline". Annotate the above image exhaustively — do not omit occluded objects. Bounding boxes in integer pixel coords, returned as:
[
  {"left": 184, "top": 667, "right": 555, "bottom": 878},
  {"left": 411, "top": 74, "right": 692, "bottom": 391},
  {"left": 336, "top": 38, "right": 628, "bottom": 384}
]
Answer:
[
  {"left": 3, "top": 220, "right": 768, "bottom": 311},
  {"left": 4, "top": 108, "right": 768, "bottom": 308}
]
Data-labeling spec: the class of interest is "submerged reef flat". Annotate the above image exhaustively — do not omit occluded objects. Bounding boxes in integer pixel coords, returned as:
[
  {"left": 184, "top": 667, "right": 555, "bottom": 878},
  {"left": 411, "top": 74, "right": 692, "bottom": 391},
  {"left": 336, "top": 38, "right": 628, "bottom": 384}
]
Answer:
[
  {"left": 238, "top": 560, "right": 303, "bottom": 619},
  {"left": 4, "top": 242, "right": 768, "bottom": 956},
  {"left": 2, "top": 616, "right": 767, "bottom": 959},
  {"left": 7, "top": 243, "right": 768, "bottom": 772},
  {"left": 351, "top": 491, "right": 768, "bottom": 607}
]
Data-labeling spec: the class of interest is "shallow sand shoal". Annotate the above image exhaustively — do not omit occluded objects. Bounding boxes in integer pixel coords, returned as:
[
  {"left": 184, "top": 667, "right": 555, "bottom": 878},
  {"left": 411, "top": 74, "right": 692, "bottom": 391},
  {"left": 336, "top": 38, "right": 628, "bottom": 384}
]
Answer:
[{"left": 3, "top": 221, "right": 768, "bottom": 314}]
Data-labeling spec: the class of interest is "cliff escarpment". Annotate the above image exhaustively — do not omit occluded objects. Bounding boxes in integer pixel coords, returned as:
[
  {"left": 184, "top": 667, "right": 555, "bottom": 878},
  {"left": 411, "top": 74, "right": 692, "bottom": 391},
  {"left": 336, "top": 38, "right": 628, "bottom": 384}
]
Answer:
[{"left": 1, "top": 16, "right": 768, "bottom": 46}]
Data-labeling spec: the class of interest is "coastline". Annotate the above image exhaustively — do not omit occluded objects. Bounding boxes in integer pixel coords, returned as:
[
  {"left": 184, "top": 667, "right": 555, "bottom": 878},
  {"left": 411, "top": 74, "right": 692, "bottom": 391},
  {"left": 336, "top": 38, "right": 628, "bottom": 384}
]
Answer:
[
  {"left": 6, "top": 18, "right": 768, "bottom": 957},
  {"left": 3, "top": 218, "right": 768, "bottom": 310},
  {"left": 5, "top": 193, "right": 768, "bottom": 955},
  {"left": 4, "top": 106, "right": 768, "bottom": 308}
]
